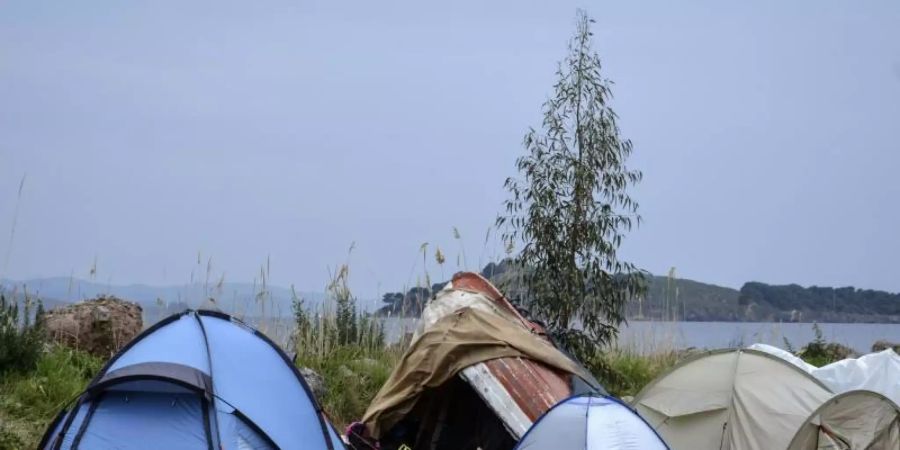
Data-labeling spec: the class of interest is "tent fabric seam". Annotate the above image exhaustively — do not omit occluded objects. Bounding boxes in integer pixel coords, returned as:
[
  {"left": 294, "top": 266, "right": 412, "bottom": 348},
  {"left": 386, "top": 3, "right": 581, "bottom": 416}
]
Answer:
[
  {"left": 70, "top": 391, "right": 103, "bottom": 450},
  {"left": 35, "top": 408, "right": 66, "bottom": 450},
  {"left": 193, "top": 312, "right": 219, "bottom": 450}
]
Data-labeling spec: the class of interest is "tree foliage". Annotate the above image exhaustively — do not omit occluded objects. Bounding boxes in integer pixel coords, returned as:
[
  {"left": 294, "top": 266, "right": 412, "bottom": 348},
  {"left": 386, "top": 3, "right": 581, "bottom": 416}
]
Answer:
[
  {"left": 738, "top": 282, "right": 900, "bottom": 321},
  {"left": 498, "top": 10, "right": 645, "bottom": 351}
]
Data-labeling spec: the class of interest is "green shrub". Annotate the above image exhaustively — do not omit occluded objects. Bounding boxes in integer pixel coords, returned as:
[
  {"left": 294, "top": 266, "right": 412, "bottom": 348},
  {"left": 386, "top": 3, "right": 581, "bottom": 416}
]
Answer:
[
  {"left": 798, "top": 322, "right": 854, "bottom": 367},
  {"left": 0, "top": 347, "right": 102, "bottom": 449},
  {"left": 2, "top": 348, "right": 102, "bottom": 421},
  {"left": 0, "top": 295, "right": 45, "bottom": 374},
  {"left": 591, "top": 349, "right": 680, "bottom": 398},
  {"left": 295, "top": 345, "right": 400, "bottom": 428}
]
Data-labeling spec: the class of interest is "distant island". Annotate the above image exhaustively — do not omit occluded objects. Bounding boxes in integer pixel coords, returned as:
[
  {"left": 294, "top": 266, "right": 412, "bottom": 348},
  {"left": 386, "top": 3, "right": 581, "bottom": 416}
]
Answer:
[{"left": 375, "top": 261, "right": 900, "bottom": 324}]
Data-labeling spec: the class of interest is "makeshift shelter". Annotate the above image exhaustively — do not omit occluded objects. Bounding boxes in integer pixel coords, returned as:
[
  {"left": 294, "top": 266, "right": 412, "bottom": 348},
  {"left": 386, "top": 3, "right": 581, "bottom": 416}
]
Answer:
[
  {"left": 748, "top": 343, "right": 900, "bottom": 406},
  {"left": 355, "top": 272, "right": 603, "bottom": 450},
  {"left": 515, "top": 394, "right": 668, "bottom": 450},
  {"left": 787, "top": 390, "right": 900, "bottom": 450},
  {"left": 632, "top": 348, "right": 832, "bottom": 450},
  {"left": 39, "top": 310, "right": 343, "bottom": 450}
]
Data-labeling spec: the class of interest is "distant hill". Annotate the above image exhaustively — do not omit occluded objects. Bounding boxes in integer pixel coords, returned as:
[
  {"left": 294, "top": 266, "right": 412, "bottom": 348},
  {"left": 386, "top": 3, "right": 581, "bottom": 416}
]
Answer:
[
  {"left": 0, "top": 277, "right": 327, "bottom": 324},
  {"left": 628, "top": 275, "right": 741, "bottom": 321},
  {"left": 738, "top": 282, "right": 900, "bottom": 323},
  {"left": 373, "top": 261, "right": 744, "bottom": 321},
  {"left": 375, "top": 261, "right": 900, "bottom": 323},
  {"left": 619, "top": 277, "right": 898, "bottom": 323}
]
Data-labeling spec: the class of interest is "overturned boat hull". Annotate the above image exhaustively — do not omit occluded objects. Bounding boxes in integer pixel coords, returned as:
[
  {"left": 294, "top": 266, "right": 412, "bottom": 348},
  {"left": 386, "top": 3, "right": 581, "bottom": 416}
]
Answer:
[
  {"left": 358, "top": 271, "right": 600, "bottom": 450},
  {"left": 420, "top": 272, "right": 579, "bottom": 439}
]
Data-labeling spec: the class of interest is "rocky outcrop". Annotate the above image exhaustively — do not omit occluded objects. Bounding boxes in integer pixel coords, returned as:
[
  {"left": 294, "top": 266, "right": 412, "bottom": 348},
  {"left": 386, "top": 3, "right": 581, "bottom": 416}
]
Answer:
[{"left": 43, "top": 296, "right": 143, "bottom": 357}]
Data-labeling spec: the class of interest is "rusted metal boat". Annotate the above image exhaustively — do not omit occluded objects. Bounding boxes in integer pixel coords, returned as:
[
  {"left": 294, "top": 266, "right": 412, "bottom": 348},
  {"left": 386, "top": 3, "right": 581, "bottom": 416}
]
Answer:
[
  {"left": 355, "top": 271, "right": 601, "bottom": 450},
  {"left": 428, "top": 272, "right": 578, "bottom": 438}
]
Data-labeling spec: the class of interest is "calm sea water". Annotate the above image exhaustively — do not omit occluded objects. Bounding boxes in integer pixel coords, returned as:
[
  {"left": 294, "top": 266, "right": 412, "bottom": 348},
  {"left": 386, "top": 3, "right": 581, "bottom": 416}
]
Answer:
[
  {"left": 613, "top": 321, "right": 900, "bottom": 354},
  {"left": 379, "top": 318, "right": 900, "bottom": 354}
]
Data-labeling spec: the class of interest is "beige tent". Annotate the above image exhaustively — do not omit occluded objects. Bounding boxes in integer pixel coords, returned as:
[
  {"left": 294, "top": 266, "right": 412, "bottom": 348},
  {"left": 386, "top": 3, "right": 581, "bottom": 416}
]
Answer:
[
  {"left": 632, "top": 349, "right": 833, "bottom": 450},
  {"left": 787, "top": 390, "right": 900, "bottom": 450}
]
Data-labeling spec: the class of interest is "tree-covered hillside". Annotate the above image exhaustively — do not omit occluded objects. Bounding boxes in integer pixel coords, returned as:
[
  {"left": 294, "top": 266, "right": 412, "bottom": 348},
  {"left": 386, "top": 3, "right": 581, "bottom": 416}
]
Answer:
[
  {"left": 628, "top": 276, "right": 741, "bottom": 322},
  {"left": 738, "top": 282, "right": 900, "bottom": 322},
  {"left": 376, "top": 262, "right": 900, "bottom": 323}
]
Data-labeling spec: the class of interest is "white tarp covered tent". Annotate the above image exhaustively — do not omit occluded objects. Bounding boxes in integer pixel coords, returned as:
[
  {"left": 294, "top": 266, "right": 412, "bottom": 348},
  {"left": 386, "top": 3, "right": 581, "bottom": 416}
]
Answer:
[
  {"left": 748, "top": 344, "right": 900, "bottom": 406},
  {"left": 632, "top": 349, "right": 833, "bottom": 450},
  {"left": 787, "top": 390, "right": 900, "bottom": 450}
]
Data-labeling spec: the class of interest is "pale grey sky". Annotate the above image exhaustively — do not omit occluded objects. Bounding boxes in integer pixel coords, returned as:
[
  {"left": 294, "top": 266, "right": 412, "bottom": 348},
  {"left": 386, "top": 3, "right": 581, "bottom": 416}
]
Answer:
[{"left": 2, "top": 1, "right": 899, "bottom": 298}]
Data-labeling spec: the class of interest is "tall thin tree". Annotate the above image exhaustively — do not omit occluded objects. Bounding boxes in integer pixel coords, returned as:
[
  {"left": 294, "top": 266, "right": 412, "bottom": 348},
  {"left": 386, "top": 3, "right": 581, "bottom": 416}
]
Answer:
[{"left": 498, "top": 10, "right": 645, "bottom": 353}]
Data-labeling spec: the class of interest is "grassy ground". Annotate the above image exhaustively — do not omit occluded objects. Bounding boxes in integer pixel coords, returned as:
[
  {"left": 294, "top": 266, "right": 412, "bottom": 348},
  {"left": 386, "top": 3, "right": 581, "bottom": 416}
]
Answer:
[
  {"left": 0, "top": 338, "right": 680, "bottom": 447},
  {"left": 0, "top": 290, "right": 852, "bottom": 450},
  {"left": 0, "top": 334, "right": 852, "bottom": 448},
  {"left": 596, "top": 349, "right": 681, "bottom": 398},
  {"left": 295, "top": 344, "right": 403, "bottom": 427},
  {"left": 0, "top": 347, "right": 102, "bottom": 449}
]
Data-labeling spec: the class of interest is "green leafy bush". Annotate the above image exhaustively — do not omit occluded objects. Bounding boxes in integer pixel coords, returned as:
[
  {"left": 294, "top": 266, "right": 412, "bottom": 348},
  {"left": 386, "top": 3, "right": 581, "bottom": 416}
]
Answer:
[
  {"left": 798, "top": 322, "right": 854, "bottom": 367},
  {"left": 590, "top": 349, "right": 680, "bottom": 398}
]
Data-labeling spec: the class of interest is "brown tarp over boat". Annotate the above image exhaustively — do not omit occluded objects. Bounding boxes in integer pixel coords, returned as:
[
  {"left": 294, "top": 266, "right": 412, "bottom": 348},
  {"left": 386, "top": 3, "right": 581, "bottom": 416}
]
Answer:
[
  {"left": 362, "top": 306, "right": 595, "bottom": 438},
  {"left": 360, "top": 272, "right": 600, "bottom": 448}
]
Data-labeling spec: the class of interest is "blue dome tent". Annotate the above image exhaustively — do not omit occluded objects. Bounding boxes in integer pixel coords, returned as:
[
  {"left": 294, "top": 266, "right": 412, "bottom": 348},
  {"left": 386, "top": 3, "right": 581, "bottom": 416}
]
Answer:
[
  {"left": 39, "top": 310, "right": 344, "bottom": 450},
  {"left": 515, "top": 394, "right": 668, "bottom": 450}
]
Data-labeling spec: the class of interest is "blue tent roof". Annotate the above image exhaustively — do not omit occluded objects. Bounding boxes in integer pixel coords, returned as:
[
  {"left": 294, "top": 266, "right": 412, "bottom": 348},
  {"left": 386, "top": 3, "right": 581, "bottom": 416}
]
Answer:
[
  {"left": 40, "top": 310, "right": 343, "bottom": 450},
  {"left": 515, "top": 394, "right": 669, "bottom": 450}
]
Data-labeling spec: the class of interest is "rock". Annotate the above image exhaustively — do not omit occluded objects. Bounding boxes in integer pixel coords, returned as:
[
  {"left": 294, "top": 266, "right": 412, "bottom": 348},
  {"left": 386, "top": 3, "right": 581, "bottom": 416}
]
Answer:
[
  {"left": 355, "top": 358, "right": 379, "bottom": 369},
  {"left": 43, "top": 296, "right": 142, "bottom": 357},
  {"left": 337, "top": 365, "right": 355, "bottom": 379},
  {"left": 872, "top": 340, "right": 900, "bottom": 353},
  {"left": 299, "top": 367, "right": 327, "bottom": 401}
]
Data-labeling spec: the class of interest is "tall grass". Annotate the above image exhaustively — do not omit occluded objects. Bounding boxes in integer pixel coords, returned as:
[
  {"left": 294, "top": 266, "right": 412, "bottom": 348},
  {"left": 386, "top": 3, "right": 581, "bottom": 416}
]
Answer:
[
  {"left": 586, "top": 321, "right": 684, "bottom": 398},
  {"left": 291, "top": 263, "right": 402, "bottom": 428},
  {"left": 592, "top": 348, "right": 680, "bottom": 398},
  {"left": 0, "top": 347, "right": 102, "bottom": 449},
  {"left": 1, "top": 287, "right": 100, "bottom": 449},
  {"left": 0, "top": 294, "right": 45, "bottom": 374}
]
